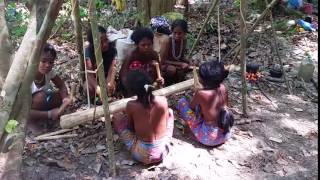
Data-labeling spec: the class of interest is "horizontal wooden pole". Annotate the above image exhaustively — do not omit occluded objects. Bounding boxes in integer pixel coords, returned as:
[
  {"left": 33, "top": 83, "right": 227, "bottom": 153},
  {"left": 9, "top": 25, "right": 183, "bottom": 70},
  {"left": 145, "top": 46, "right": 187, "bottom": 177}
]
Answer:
[{"left": 60, "top": 79, "right": 194, "bottom": 129}]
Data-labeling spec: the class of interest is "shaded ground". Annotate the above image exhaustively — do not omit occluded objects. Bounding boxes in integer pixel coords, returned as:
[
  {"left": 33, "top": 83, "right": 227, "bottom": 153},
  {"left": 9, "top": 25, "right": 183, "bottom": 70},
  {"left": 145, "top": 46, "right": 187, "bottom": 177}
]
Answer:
[{"left": 21, "top": 4, "right": 318, "bottom": 180}]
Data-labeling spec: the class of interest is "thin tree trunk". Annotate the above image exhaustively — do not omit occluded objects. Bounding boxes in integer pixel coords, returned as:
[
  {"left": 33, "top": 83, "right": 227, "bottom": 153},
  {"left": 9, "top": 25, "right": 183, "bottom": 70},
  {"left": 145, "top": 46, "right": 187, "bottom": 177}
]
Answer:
[
  {"left": 0, "top": 0, "right": 12, "bottom": 91},
  {"left": 71, "top": 0, "right": 85, "bottom": 82},
  {"left": 240, "top": 0, "right": 248, "bottom": 117},
  {"left": 0, "top": 1, "right": 64, "bottom": 179},
  {"left": 36, "top": 0, "right": 50, "bottom": 32},
  {"left": 187, "top": 0, "right": 219, "bottom": 59},
  {"left": 0, "top": 7, "right": 37, "bottom": 140},
  {"left": 88, "top": 0, "right": 116, "bottom": 177}
]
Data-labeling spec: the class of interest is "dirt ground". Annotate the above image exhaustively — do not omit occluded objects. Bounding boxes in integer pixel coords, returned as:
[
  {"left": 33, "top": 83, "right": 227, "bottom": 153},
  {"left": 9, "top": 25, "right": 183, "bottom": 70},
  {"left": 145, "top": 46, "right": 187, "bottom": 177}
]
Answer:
[{"left": 21, "top": 5, "right": 318, "bottom": 180}]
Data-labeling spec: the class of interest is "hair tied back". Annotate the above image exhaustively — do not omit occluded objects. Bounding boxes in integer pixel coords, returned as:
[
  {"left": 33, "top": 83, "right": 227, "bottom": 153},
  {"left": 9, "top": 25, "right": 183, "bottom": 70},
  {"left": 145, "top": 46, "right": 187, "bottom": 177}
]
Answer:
[{"left": 144, "top": 84, "right": 154, "bottom": 92}]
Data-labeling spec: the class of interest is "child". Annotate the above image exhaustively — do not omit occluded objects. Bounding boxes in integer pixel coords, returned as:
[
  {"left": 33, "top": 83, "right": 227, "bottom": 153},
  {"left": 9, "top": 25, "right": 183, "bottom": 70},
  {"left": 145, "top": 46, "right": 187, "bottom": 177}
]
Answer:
[
  {"left": 119, "top": 27, "right": 164, "bottom": 97},
  {"left": 160, "top": 19, "right": 192, "bottom": 82},
  {"left": 29, "top": 43, "right": 71, "bottom": 129},
  {"left": 113, "top": 70, "right": 174, "bottom": 165},
  {"left": 176, "top": 60, "right": 234, "bottom": 146},
  {"left": 85, "top": 25, "right": 117, "bottom": 100}
]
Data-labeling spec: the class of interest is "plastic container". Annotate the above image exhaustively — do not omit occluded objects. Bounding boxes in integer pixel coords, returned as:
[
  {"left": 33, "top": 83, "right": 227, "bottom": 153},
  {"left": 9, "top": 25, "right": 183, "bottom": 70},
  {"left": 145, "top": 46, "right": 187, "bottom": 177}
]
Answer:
[
  {"left": 297, "top": 19, "right": 316, "bottom": 32},
  {"left": 298, "top": 53, "right": 315, "bottom": 82},
  {"left": 115, "top": 31, "right": 136, "bottom": 62}
]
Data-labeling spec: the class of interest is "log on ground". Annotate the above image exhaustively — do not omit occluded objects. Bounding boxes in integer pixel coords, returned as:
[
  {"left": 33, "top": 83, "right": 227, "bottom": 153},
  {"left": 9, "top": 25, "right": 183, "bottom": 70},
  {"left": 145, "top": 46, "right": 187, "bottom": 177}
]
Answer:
[{"left": 60, "top": 79, "right": 194, "bottom": 129}]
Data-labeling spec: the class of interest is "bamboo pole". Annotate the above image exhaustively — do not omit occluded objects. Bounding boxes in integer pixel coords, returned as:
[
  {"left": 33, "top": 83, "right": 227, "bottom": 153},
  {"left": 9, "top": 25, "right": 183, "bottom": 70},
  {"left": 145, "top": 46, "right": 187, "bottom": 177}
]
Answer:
[
  {"left": 88, "top": 0, "right": 116, "bottom": 176},
  {"left": 35, "top": 134, "right": 78, "bottom": 141},
  {"left": 240, "top": 0, "right": 248, "bottom": 117},
  {"left": 60, "top": 79, "right": 194, "bottom": 129},
  {"left": 71, "top": 0, "right": 85, "bottom": 81},
  {"left": 35, "top": 129, "right": 74, "bottom": 139},
  {"left": 222, "top": 0, "right": 279, "bottom": 61},
  {"left": 187, "top": 0, "right": 219, "bottom": 59}
]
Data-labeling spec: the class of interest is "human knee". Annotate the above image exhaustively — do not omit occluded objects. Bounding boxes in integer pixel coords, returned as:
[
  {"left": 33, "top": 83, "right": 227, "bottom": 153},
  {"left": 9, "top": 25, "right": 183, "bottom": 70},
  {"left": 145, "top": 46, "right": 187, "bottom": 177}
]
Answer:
[{"left": 166, "top": 65, "right": 176, "bottom": 76}]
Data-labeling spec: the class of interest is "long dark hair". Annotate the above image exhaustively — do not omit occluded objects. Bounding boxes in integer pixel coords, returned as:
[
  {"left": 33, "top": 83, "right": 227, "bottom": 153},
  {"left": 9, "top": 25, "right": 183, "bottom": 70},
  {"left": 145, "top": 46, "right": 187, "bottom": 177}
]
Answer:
[
  {"left": 127, "top": 70, "right": 155, "bottom": 108},
  {"left": 131, "top": 27, "right": 154, "bottom": 45},
  {"left": 199, "top": 60, "right": 229, "bottom": 89},
  {"left": 86, "top": 25, "right": 116, "bottom": 66}
]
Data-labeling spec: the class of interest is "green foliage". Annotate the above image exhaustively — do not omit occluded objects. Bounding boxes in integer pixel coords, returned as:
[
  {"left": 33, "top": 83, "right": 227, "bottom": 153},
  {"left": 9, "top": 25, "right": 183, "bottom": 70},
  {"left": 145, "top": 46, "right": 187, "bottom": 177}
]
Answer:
[
  {"left": 5, "top": 120, "right": 18, "bottom": 134},
  {"left": 162, "top": 12, "right": 184, "bottom": 23},
  {"left": 186, "top": 33, "right": 196, "bottom": 51},
  {"left": 234, "top": 0, "right": 240, "bottom": 7},
  {"left": 5, "top": 2, "right": 30, "bottom": 43}
]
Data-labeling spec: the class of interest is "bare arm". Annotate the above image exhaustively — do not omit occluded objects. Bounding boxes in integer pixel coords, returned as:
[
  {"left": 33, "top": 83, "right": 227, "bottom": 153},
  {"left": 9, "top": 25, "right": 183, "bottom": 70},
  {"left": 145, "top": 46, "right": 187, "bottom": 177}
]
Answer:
[{"left": 106, "top": 59, "right": 116, "bottom": 83}]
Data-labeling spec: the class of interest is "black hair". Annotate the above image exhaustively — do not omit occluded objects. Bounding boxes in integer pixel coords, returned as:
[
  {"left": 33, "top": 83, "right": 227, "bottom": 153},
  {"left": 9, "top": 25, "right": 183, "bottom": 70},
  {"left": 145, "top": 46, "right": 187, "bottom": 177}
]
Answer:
[
  {"left": 171, "top": 19, "right": 188, "bottom": 33},
  {"left": 43, "top": 43, "right": 57, "bottom": 60},
  {"left": 131, "top": 27, "right": 154, "bottom": 45},
  {"left": 87, "top": 25, "right": 107, "bottom": 45},
  {"left": 127, "top": 70, "right": 155, "bottom": 108},
  {"left": 199, "top": 60, "right": 229, "bottom": 89},
  {"left": 86, "top": 25, "right": 117, "bottom": 73}
]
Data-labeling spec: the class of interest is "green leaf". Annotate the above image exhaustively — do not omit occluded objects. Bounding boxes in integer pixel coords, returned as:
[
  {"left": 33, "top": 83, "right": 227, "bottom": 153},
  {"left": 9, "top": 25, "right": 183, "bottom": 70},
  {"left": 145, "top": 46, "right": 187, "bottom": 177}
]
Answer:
[{"left": 5, "top": 120, "right": 19, "bottom": 134}]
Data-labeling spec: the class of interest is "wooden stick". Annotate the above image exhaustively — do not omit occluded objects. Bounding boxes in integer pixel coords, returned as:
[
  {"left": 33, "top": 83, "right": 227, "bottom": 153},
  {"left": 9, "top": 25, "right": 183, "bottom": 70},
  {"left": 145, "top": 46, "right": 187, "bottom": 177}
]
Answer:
[
  {"left": 187, "top": 0, "right": 219, "bottom": 59},
  {"left": 35, "top": 134, "right": 78, "bottom": 141},
  {"left": 60, "top": 79, "right": 194, "bottom": 129},
  {"left": 265, "top": 0, "right": 292, "bottom": 94},
  {"left": 240, "top": 0, "right": 248, "bottom": 117},
  {"left": 35, "top": 129, "right": 74, "bottom": 139},
  {"left": 88, "top": 0, "right": 116, "bottom": 176},
  {"left": 58, "top": 84, "right": 76, "bottom": 115},
  {"left": 193, "top": 67, "right": 202, "bottom": 90}
]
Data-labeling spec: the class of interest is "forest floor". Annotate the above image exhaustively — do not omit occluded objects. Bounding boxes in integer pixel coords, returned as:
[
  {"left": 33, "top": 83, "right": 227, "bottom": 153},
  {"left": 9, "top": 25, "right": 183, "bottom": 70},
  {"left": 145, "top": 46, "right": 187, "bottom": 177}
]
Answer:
[{"left": 21, "top": 4, "right": 318, "bottom": 180}]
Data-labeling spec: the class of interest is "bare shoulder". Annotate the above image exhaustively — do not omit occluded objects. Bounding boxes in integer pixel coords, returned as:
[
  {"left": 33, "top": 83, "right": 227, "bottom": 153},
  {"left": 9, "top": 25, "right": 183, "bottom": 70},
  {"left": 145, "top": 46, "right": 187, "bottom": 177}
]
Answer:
[{"left": 154, "top": 96, "right": 168, "bottom": 107}]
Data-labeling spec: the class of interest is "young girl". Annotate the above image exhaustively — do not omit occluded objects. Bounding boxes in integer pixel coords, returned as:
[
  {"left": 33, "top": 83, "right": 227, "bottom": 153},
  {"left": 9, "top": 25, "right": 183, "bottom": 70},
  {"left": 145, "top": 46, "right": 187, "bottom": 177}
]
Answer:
[
  {"left": 113, "top": 70, "right": 174, "bottom": 165},
  {"left": 160, "top": 19, "right": 192, "bottom": 82},
  {"left": 176, "top": 60, "right": 234, "bottom": 146},
  {"left": 119, "top": 27, "right": 164, "bottom": 97},
  {"left": 85, "top": 25, "right": 117, "bottom": 100},
  {"left": 29, "top": 43, "right": 71, "bottom": 127}
]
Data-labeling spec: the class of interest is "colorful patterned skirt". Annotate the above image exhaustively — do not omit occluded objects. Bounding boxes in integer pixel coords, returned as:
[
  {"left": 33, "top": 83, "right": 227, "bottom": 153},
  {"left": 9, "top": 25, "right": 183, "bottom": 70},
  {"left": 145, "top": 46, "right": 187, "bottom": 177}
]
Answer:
[
  {"left": 114, "top": 109, "right": 174, "bottom": 164},
  {"left": 176, "top": 97, "right": 231, "bottom": 146}
]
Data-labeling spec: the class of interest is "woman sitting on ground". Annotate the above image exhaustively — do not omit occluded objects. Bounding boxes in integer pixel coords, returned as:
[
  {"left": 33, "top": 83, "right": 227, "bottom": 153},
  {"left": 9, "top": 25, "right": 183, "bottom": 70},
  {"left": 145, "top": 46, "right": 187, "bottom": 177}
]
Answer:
[
  {"left": 119, "top": 27, "right": 164, "bottom": 97},
  {"left": 176, "top": 60, "right": 234, "bottom": 146},
  {"left": 113, "top": 70, "right": 174, "bottom": 165},
  {"left": 29, "top": 43, "right": 71, "bottom": 131},
  {"left": 85, "top": 25, "right": 117, "bottom": 101},
  {"left": 160, "top": 19, "right": 193, "bottom": 83}
]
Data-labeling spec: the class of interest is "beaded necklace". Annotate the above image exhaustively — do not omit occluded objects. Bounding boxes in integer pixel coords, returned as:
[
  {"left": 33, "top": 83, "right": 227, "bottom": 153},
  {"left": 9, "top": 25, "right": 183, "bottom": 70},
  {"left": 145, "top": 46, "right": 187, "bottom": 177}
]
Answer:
[
  {"left": 171, "top": 36, "right": 183, "bottom": 61},
  {"left": 34, "top": 74, "right": 45, "bottom": 84}
]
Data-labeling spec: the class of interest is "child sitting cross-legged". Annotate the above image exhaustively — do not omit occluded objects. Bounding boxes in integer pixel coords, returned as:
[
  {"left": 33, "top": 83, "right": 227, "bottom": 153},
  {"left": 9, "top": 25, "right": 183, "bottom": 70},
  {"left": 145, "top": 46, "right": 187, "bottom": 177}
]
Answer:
[
  {"left": 176, "top": 60, "right": 234, "bottom": 146},
  {"left": 113, "top": 70, "right": 174, "bottom": 165}
]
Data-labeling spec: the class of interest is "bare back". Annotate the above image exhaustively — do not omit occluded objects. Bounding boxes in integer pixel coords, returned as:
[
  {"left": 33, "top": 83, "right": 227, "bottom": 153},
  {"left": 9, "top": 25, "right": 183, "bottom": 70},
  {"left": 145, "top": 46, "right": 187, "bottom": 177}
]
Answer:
[
  {"left": 191, "top": 84, "right": 228, "bottom": 126},
  {"left": 126, "top": 96, "right": 169, "bottom": 142}
]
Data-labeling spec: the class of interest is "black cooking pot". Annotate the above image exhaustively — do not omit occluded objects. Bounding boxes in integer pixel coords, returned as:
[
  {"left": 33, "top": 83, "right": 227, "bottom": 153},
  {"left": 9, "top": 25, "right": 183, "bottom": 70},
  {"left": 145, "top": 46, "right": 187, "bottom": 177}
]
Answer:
[
  {"left": 246, "top": 63, "right": 260, "bottom": 73},
  {"left": 269, "top": 68, "right": 283, "bottom": 78}
]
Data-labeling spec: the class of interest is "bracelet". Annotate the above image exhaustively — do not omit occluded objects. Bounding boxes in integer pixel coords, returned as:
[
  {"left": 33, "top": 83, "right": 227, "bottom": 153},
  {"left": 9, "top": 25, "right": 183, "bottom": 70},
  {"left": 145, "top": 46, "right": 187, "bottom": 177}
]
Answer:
[{"left": 48, "top": 110, "right": 52, "bottom": 119}]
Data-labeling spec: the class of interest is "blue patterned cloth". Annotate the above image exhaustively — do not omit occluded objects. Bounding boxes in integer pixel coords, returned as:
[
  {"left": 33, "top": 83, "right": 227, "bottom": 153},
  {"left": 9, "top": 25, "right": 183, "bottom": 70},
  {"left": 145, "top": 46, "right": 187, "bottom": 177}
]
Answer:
[{"left": 150, "top": 16, "right": 171, "bottom": 35}]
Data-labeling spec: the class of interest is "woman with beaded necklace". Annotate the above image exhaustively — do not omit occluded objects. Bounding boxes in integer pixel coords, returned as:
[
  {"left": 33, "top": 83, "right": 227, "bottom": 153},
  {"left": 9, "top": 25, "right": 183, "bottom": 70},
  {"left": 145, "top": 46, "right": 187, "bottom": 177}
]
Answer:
[{"left": 160, "top": 19, "right": 192, "bottom": 84}]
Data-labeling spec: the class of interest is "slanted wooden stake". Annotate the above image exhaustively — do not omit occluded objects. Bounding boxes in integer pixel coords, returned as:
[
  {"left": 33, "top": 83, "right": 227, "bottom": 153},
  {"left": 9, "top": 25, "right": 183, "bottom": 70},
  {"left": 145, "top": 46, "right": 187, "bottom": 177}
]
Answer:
[
  {"left": 187, "top": 0, "right": 219, "bottom": 59},
  {"left": 222, "top": 0, "right": 279, "bottom": 61},
  {"left": 264, "top": 0, "right": 292, "bottom": 94},
  {"left": 240, "top": 0, "right": 248, "bottom": 117},
  {"left": 88, "top": 0, "right": 116, "bottom": 176},
  {"left": 71, "top": 0, "right": 85, "bottom": 81}
]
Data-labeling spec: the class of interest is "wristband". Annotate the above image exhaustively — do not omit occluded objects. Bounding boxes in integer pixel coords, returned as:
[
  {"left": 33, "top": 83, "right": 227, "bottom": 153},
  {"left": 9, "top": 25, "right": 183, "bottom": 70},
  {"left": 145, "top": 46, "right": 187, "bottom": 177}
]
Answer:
[{"left": 48, "top": 110, "right": 52, "bottom": 119}]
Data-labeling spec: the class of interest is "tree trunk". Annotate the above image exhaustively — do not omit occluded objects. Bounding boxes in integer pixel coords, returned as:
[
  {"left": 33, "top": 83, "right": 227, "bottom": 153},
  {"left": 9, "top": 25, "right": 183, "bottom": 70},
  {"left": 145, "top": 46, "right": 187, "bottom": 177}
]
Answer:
[
  {"left": 88, "top": 0, "right": 116, "bottom": 177},
  {"left": 36, "top": 0, "right": 50, "bottom": 32},
  {"left": 0, "top": 0, "right": 12, "bottom": 91},
  {"left": 240, "top": 0, "right": 248, "bottom": 117},
  {"left": 71, "top": 0, "right": 85, "bottom": 82},
  {"left": 137, "top": 0, "right": 175, "bottom": 25},
  {"left": 0, "top": 1, "right": 64, "bottom": 179}
]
